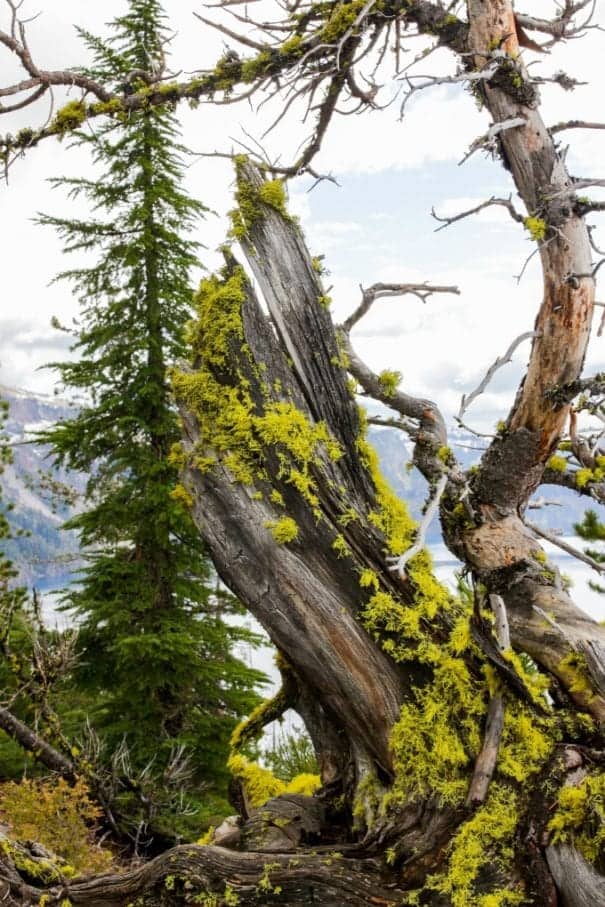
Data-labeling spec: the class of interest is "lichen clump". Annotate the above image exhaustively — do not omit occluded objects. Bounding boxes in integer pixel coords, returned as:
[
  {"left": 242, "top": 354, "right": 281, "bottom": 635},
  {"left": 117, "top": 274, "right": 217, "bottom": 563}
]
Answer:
[
  {"left": 377, "top": 369, "right": 402, "bottom": 398},
  {"left": 51, "top": 100, "right": 87, "bottom": 135},
  {"left": 429, "top": 785, "right": 526, "bottom": 907},
  {"left": 523, "top": 216, "right": 547, "bottom": 242},
  {"left": 172, "top": 260, "right": 342, "bottom": 506},
  {"left": 266, "top": 516, "right": 298, "bottom": 544},
  {"left": 353, "top": 423, "right": 558, "bottom": 904},
  {"left": 548, "top": 770, "right": 605, "bottom": 863},
  {"left": 229, "top": 161, "right": 291, "bottom": 240},
  {"left": 547, "top": 454, "right": 567, "bottom": 472}
]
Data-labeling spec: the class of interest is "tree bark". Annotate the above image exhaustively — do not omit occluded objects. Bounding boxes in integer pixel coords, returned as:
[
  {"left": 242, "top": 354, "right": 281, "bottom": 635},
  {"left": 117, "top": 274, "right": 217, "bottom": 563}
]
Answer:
[
  {"left": 0, "top": 705, "right": 76, "bottom": 780},
  {"left": 170, "top": 150, "right": 605, "bottom": 904},
  {"left": 0, "top": 838, "right": 408, "bottom": 906}
]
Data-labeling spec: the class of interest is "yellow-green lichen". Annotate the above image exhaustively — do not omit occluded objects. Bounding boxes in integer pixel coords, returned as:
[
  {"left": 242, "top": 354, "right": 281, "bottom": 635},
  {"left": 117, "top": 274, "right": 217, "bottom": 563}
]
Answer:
[
  {"left": 52, "top": 100, "right": 87, "bottom": 135},
  {"left": 258, "top": 180, "right": 289, "bottom": 216},
  {"left": 549, "top": 770, "right": 605, "bottom": 864},
  {"left": 284, "top": 773, "right": 322, "bottom": 796},
  {"left": 279, "top": 35, "right": 304, "bottom": 57},
  {"left": 258, "top": 862, "right": 282, "bottom": 896},
  {"left": 227, "top": 754, "right": 320, "bottom": 808},
  {"left": 170, "top": 483, "right": 193, "bottom": 509},
  {"left": 332, "top": 533, "right": 351, "bottom": 558},
  {"left": 437, "top": 445, "right": 454, "bottom": 465},
  {"left": 196, "top": 826, "right": 215, "bottom": 846},
  {"left": 89, "top": 98, "right": 127, "bottom": 119},
  {"left": 228, "top": 754, "right": 285, "bottom": 806},
  {"left": 173, "top": 260, "right": 343, "bottom": 508},
  {"left": 229, "top": 161, "right": 292, "bottom": 240},
  {"left": 321, "top": 0, "right": 366, "bottom": 42},
  {"left": 547, "top": 454, "right": 567, "bottom": 472},
  {"left": 575, "top": 467, "right": 594, "bottom": 488},
  {"left": 265, "top": 516, "right": 298, "bottom": 544},
  {"left": 377, "top": 369, "right": 402, "bottom": 398},
  {"left": 524, "top": 216, "right": 547, "bottom": 242},
  {"left": 240, "top": 50, "right": 273, "bottom": 84},
  {"left": 557, "top": 652, "right": 596, "bottom": 700},
  {"left": 0, "top": 840, "right": 63, "bottom": 885},
  {"left": 428, "top": 784, "right": 526, "bottom": 907}
]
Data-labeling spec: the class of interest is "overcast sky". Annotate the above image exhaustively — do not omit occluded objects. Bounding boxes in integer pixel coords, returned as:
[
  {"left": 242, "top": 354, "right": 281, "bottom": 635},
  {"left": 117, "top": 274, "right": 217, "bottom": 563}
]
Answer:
[{"left": 1, "top": 0, "right": 605, "bottom": 440}]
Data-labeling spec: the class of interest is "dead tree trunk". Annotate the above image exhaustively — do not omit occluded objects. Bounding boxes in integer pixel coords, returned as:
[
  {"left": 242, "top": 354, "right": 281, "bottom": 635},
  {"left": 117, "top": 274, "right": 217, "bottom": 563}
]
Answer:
[{"left": 171, "top": 156, "right": 605, "bottom": 905}]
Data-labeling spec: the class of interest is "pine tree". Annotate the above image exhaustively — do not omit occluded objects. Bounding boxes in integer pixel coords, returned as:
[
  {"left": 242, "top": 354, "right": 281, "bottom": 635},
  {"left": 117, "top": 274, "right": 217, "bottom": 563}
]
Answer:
[
  {"left": 575, "top": 509, "right": 605, "bottom": 594},
  {"left": 39, "top": 0, "right": 265, "bottom": 836}
]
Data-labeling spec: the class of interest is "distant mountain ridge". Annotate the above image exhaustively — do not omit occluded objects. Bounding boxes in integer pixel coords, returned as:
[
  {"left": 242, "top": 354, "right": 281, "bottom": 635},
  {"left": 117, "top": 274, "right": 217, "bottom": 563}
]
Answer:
[
  {"left": 365, "top": 424, "right": 599, "bottom": 545},
  {"left": 1, "top": 384, "right": 83, "bottom": 587},
  {"left": 0, "top": 385, "right": 598, "bottom": 589}
]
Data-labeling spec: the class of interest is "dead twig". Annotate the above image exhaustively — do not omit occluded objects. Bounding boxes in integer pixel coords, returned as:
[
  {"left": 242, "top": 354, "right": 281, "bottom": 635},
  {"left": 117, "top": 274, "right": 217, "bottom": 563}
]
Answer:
[
  {"left": 526, "top": 519, "right": 605, "bottom": 575},
  {"left": 432, "top": 195, "right": 524, "bottom": 232},
  {"left": 387, "top": 473, "right": 448, "bottom": 578},
  {"left": 456, "top": 331, "right": 538, "bottom": 426}
]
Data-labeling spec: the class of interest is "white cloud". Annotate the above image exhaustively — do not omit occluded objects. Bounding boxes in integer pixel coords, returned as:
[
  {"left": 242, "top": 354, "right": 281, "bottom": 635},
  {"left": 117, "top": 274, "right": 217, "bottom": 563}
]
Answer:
[{"left": 317, "top": 86, "right": 487, "bottom": 174}]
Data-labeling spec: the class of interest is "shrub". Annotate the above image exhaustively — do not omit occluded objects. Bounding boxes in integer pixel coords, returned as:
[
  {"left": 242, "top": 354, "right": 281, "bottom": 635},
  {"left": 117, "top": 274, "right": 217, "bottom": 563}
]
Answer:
[{"left": 0, "top": 777, "right": 113, "bottom": 875}]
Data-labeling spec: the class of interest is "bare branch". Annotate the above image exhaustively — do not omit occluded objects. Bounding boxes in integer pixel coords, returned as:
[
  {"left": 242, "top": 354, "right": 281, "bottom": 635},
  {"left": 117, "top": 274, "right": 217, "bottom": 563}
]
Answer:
[
  {"left": 458, "top": 117, "right": 527, "bottom": 166},
  {"left": 551, "top": 120, "right": 605, "bottom": 135},
  {"left": 367, "top": 415, "right": 419, "bottom": 437},
  {"left": 456, "top": 331, "right": 538, "bottom": 425},
  {"left": 0, "top": 703, "right": 76, "bottom": 779},
  {"left": 515, "top": 0, "right": 599, "bottom": 44},
  {"left": 465, "top": 693, "right": 505, "bottom": 806},
  {"left": 387, "top": 473, "right": 448, "bottom": 577},
  {"left": 526, "top": 519, "right": 605, "bottom": 575},
  {"left": 465, "top": 593, "right": 509, "bottom": 807},
  {"left": 432, "top": 195, "right": 524, "bottom": 232},
  {"left": 527, "top": 497, "right": 563, "bottom": 509},
  {"left": 548, "top": 178, "right": 605, "bottom": 199},
  {"left": 192, "top": 11, "right": 268, "bottom": 50},
  {"left": 343, "top": 281, "right": 459, "bottom": 332},
  {"left": 399, "top": 57, "right": 501, "bottom": 116},
  {"left": 489, "top": 593, "right": 512, "bottom": 651},
  {"left": 335, "top": 274, "right": 457, "bottom": 479}
]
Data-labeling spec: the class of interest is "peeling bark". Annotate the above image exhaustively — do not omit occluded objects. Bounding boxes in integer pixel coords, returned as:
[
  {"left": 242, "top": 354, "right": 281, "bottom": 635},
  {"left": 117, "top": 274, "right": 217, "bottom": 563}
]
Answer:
[{"left": 454, "top": 0, "right": 605, "bottom": 726}]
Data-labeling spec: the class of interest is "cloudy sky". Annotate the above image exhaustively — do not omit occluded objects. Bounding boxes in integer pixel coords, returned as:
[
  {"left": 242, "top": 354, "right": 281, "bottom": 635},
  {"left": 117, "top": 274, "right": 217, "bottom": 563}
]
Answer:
[{"left": 1, "top": 0, "right": 605, "bottom": 443}]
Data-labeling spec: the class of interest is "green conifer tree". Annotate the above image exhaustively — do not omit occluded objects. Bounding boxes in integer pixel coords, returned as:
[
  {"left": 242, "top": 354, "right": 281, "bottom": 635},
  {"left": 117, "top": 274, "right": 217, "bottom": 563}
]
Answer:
[
  {"left": 39, "top": 0, "right": 265, "bottom": 836},
  {"left": 575, "top": 509, "right": 605, "bottom": 594}
]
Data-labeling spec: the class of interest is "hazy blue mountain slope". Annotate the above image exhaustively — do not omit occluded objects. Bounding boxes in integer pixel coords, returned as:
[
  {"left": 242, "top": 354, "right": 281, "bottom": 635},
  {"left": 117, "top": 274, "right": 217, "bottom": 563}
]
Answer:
[
  {"left": 1, "top": 385, "right": 83, "bottom": 587},
  {"left": 2, "top": 386, "right": 601, "bottom": 587}
]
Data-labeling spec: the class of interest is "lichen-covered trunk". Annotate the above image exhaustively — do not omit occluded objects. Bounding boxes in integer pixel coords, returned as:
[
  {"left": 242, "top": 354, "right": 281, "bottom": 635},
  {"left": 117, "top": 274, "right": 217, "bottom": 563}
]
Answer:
[
  {"left": 175, "top": 169, "right": 408, "bottom": 781},
  {"left": 166, "top": 154, "right": 605, "bottom": 904}
]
